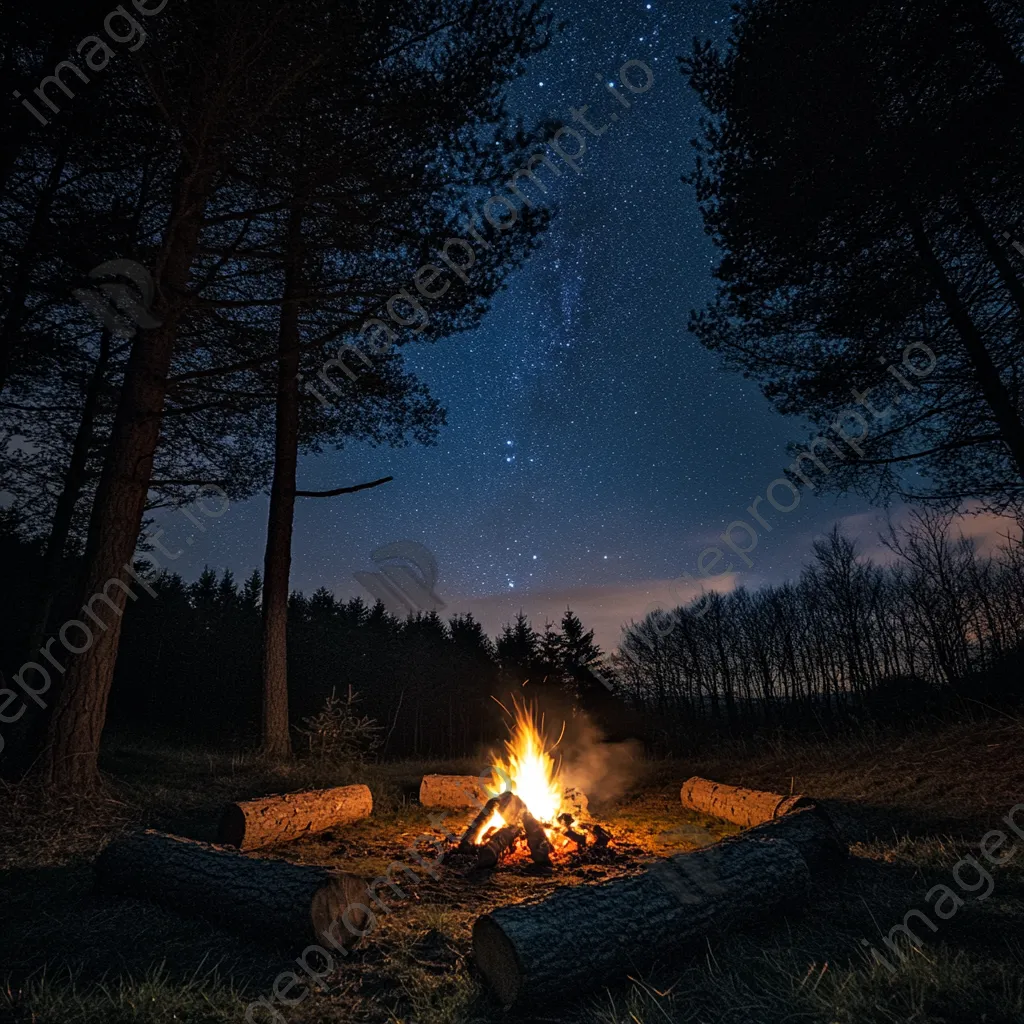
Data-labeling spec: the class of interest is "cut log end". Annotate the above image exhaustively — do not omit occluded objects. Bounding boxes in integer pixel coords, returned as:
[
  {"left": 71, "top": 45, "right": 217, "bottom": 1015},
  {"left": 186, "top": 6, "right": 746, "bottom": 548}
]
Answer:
[
  {"left": 473, "top": 914, "right": 526, "bottom": 1007},
  {"left": 777, "top": 793, "right": 816, "bottom": 816},
  {"left": 312, "top": 872, "right": 374, "bottom": 948},
  {"left": 95, "top": 830, "right": 372, "bottom": 950},
  {"left": 218, "top": 804, "right": 247, "bottom": 848},
  {"left": 734, "top": 804, "right": 848, "bottom": 872}
]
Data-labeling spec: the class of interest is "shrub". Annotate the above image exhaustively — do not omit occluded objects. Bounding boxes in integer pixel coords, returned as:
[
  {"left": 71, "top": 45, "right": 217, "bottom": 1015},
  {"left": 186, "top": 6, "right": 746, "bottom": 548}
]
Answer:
[{"left": 297, "top": 686, "right": 382, "bottom": 765}]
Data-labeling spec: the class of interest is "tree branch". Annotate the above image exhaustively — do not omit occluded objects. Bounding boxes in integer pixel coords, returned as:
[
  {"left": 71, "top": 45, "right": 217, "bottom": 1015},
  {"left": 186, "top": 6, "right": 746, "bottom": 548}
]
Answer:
[{"left": 295, "top": 475, "right": 393, "bottom": 498}]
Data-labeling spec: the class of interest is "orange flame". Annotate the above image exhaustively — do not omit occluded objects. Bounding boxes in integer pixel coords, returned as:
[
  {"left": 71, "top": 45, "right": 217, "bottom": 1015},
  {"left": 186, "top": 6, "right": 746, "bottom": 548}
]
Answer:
[{"left": 477, "top": 701, "right": 563, "bottom": 841}]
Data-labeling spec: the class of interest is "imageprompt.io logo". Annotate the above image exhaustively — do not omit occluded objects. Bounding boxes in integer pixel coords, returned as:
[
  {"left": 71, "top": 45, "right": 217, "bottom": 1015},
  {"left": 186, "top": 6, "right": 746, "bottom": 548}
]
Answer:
[
  {"left": 72, "top": 258, "right": 162, "bottom": 339},
  {"left": 354, "top": 541, "right": 445, "bottom": 618}
]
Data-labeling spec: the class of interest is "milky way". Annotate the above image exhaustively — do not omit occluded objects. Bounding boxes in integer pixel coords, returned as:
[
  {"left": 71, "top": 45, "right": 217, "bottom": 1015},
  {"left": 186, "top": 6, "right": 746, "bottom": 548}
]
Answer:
[{"left": 189, "top": 0, "right": 873, "bottom": 651}]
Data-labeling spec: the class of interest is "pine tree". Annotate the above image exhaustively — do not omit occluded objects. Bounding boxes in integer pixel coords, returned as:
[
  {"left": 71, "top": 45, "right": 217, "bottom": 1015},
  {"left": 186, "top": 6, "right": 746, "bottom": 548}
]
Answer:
[
  {"left": 37, "top": 0, "right": 552, "bottom": 790},
  {"left": 241, "top": 571, "right": 262, "bottom": 613},
  {"left": 497, "top": 611, "right": 540, "bottom": 675},
  {"left": 449, "top": 613, "right": 496, "bottom": 662},
  {"left": 560, "top": 607, "right": 602, "bottom": 673},
  {"left": 539, "top": 620, "right": 563, "bottom": 671}
]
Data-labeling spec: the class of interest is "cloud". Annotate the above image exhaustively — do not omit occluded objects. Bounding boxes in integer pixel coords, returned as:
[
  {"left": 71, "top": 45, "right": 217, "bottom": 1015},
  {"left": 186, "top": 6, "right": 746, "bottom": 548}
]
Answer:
[
  {"left": 336, "top": 506, "right": 1021, "bottom": 660},
  {"left": 951, "top": 504, "right": 1021, "bottom": 555},
  {"left": 830, "top": 502, "right": 1021, "bottom": 562},
  {"left": 446, "top": 573, "right": 738, "bottom": 654}
]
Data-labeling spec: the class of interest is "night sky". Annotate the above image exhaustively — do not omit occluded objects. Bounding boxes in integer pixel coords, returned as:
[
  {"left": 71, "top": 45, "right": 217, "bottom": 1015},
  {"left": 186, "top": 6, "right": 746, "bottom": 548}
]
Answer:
[{"left": 176, "top": 0, "right": 878, "bottom": 651}]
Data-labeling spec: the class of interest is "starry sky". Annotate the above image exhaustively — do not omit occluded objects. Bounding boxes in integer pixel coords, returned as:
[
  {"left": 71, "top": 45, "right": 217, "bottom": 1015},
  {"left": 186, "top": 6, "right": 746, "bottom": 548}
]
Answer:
[{"left": 180, "top": 0, "right": 881, "bottom": 652}]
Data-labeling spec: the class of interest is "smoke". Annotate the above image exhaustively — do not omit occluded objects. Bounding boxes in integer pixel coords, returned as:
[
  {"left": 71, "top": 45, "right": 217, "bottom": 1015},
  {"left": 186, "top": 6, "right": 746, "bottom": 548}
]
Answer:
[
  {"left": 480, "top": 685, "right": 644, "bottom": 810},
  {"left": 558, "top": 712, "right": 643, "bottom": 809}
]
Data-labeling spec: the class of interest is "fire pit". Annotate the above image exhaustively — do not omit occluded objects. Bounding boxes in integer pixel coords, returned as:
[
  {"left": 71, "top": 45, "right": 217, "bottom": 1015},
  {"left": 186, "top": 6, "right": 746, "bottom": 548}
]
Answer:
[{"left": 445, "top": 703, "right": 613, "bottom": 871}]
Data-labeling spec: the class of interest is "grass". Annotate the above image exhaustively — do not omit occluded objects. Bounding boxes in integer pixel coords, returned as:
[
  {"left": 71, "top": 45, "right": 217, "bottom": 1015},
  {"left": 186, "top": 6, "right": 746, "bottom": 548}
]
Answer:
[
  {"left": 2, "top": 962, "right": 244, "bottom": 1024},
  {"left": 2, "top": 716, "right": 1023, "bottom": 1023}
]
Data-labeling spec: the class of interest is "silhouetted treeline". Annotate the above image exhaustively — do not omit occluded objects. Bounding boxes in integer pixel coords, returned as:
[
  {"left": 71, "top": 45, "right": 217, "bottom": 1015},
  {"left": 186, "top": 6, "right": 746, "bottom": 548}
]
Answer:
[
  {"left": 115, "top": 590, "right": 609, "bottom": 758},
  {"left": 0, "top": 511, "right": 609, "bottom": 758},
  {"left": 615, "top": 512, "right": 1024, "bottom": 751},
  {"left": 5, "top": 506, "right": 1022, "bottom": 759}
]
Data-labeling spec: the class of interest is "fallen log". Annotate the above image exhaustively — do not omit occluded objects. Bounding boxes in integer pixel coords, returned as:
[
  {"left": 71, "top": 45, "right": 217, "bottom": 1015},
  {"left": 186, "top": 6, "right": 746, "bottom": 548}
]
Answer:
[
  {"left": 218, "top": 784, "right": 373, "bottom": 850},
  {"left": 735, "top": 803, "right": 847, "bottom": 871},
  {"left": 680, "top": 776, "right": 814, "bottom": 827},
  {"left": 473, "top": 807, "right": 836, "bottom": 1006},
  {"left": 419, "top": 774, "right": 492, "bottom": 809},
  {"left": 95, "top": 830, "right": 371, "bottom": 950}
]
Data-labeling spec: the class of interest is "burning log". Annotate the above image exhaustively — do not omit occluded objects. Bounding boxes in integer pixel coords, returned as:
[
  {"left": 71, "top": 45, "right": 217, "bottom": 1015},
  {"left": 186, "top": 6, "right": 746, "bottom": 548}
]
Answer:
[
  {"left": 478, "top": 823, "right": 524, "bottom": 868},
  {"left": 496, "top": 791, "right": 524, "bottom": 818},
  {"left": 521, "top": 811, "right": 552, "bottom": 866},
  {"left": 558, "top": 813, "right": 587, "bottom": 848},
  {"left": 459, "top": 795, "right": 501, "bottom": 852},
  {"left": 420, "top": 774, "right": 492, "bottom": 809},
  {"left": 472, "top": 807, "right": 844, "bottom": 1006},
  {"left": 459, "top": 791, "right": 519, "bottom": 852},
  {"left": 218, "top": 784, "right": 373, "bottom": 850},
  {"left": 477, "top": 794, "right": 525, "bottom": 869},
  {"left": 680, "top": 776, "right": 814, "bottom": 828},
  {"left": 95, "top": 830, "right": 371, "bottom": 950}
]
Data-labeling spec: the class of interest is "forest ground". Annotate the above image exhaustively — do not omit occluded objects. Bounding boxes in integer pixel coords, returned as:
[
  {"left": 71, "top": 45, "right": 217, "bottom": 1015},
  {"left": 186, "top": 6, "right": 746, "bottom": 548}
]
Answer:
[{"left": 2, "top": 715, "right": 1023, "bottom": 1024}]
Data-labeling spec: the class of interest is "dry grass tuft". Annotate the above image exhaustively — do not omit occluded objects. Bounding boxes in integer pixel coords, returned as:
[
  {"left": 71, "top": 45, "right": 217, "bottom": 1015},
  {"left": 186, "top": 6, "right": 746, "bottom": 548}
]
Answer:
[{"left": 0, "top": 776, "right": 140, "bottom": 871}]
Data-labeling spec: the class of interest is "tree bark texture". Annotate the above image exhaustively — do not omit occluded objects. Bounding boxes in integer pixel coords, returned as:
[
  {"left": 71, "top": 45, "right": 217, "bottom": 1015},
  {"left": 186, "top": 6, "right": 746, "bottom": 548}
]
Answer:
[
  {"left": 95, "top": 830, "right": 371, "bottom": 950},
  {"left": 472, "top": 808, "right": 840, "bottom": 1006},
  {"left": 419, "top": 774, "right": 491, "bottom": 809},
  {"left": 3, "top": 335, "right": 113, "bottom": 776},
  {"left": 218, "top": 784, "right": 373, "bottom": 850},
  {"left": 43, "top": 158, "right": 215, "bottom": 793},
  {"left": 679, "top": 776, "right": 814, "bottom": 828},
  {"left": 260, "top": 197, "right": 306, "bottom": 759}
]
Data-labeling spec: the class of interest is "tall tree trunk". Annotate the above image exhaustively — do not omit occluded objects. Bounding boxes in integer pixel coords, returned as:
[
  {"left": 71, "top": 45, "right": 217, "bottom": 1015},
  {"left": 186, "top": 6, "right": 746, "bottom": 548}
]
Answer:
[
  {"left": 0, "top": 133, "right": 69, "bottom": 393},
  {"left": 260, "top": 198, "right": 306, "bottom": 759},
  {"left": 30, "top": 331, "right": 114, "bottom": 653},
  {"left": 42, "top": 163, "right": 214, "bottom": 793},
  {"left": 903, "top": 199, "right": 1024, "bottom": 478},
  {"left": 4, "top": 333, "right": 114, "bottom": 776}
]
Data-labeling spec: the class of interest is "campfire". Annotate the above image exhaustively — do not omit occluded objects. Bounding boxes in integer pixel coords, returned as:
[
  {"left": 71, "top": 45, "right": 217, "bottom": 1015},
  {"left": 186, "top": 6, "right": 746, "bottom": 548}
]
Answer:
[{"left": 451, "top": 703, "right": 612, "bottom": 870}]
